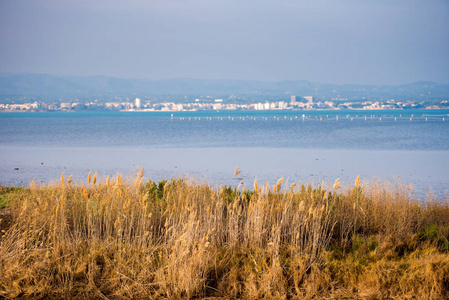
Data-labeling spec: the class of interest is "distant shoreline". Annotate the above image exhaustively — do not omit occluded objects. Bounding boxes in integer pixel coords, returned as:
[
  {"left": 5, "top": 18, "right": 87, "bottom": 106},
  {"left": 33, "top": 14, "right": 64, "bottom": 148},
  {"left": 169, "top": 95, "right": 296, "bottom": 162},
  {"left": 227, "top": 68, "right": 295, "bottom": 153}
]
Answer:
[{"left": 1, "top": 107, "right": 449, "bottom": 113}]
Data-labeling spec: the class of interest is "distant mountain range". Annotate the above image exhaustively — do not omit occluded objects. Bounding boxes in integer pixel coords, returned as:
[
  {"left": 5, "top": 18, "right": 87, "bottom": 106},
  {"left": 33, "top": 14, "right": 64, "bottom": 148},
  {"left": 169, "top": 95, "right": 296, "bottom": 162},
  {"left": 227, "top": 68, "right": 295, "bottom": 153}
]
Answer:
[{"left": 1, "top": 73, "right": 448, "bottom": 102}]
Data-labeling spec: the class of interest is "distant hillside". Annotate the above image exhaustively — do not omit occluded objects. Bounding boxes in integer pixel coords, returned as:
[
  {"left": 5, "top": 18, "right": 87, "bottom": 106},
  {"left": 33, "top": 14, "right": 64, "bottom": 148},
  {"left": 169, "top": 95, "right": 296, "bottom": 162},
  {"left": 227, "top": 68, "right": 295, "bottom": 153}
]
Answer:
[{"left": 1, "top": 73, "right": 448, "bottom": 103}]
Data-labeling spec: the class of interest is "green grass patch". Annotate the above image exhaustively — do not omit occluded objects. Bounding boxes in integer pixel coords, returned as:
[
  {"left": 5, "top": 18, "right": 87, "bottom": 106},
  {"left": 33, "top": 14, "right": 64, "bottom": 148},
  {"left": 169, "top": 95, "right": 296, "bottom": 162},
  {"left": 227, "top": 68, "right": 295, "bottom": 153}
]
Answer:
[{"left": 0, "top": 186, "right": 24, "bottom": 208}]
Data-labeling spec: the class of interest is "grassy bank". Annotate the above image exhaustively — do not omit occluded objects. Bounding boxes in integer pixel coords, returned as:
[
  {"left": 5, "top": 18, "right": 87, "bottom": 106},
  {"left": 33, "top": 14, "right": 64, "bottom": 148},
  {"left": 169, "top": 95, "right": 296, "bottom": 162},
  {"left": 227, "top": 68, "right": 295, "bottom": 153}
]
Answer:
[{"left": 0, "top": 172, "right": 448, "bottom": 299}]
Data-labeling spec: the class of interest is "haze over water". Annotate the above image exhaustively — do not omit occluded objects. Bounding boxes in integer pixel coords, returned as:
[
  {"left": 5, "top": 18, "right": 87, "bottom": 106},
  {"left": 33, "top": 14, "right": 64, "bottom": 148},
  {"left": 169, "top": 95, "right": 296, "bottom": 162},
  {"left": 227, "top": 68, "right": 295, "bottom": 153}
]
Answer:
[{"left": 1, "top": 110, "right": 448, "bottom": 198}]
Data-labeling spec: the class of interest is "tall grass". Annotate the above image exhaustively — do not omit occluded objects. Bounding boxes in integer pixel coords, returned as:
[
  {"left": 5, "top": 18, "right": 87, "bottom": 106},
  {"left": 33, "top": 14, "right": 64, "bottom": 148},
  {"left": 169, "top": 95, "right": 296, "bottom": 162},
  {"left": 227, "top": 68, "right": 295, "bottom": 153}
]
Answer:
[{"left": 0, "top": 172, "right": 448, "bottom": 299}]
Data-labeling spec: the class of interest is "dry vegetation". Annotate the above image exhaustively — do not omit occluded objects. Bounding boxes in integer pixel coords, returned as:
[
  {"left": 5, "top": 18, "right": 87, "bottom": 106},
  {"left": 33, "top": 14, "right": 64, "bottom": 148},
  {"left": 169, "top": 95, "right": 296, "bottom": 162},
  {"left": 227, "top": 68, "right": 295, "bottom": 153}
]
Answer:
[{"left": 0, "top": 170, "right": 448, "bottom": 299}]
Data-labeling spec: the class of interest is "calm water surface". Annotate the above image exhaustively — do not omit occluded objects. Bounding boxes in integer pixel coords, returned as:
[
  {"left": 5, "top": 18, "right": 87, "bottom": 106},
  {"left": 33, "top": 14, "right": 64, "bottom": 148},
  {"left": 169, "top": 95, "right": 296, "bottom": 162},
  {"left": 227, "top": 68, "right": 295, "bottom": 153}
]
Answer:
[{"left": 1, "top": 110, "right": 448, "bottom": 198}]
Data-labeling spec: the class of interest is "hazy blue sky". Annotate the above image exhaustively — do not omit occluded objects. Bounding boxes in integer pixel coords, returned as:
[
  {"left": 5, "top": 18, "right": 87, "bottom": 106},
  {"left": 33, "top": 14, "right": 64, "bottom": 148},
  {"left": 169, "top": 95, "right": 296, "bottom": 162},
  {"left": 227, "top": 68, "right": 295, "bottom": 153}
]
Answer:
[{"left": 1, "top": 0, "right": 448, "bottom": 85}]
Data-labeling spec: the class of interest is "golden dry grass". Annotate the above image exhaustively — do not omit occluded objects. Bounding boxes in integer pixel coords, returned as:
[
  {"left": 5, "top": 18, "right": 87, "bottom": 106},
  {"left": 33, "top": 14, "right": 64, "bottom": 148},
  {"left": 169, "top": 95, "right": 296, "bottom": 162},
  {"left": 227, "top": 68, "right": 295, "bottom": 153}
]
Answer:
[{"left": 0, "top": 173, "right": 448, "bottom": 299}]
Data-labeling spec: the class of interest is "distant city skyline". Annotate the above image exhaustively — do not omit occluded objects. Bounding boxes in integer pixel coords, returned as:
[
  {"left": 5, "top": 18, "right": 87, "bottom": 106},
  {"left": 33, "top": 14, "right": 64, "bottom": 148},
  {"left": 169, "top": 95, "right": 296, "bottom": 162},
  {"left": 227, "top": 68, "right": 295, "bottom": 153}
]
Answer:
[
  {"left": 1, "top": 0, "right": 448, "bottom": 85},
  {"left": 3, "top": 95, "right": 448, "bottom": 112}
]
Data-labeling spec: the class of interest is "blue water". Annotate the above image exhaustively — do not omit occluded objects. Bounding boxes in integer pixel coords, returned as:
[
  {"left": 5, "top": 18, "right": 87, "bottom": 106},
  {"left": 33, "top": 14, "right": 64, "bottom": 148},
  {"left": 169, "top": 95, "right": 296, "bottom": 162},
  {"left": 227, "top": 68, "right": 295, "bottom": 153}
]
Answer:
[
  {"left": 1, "top": 110, "right": 448, "bottom": 197},
  {"left": 1, "top": 110, "right": 448, "bottom": 150}
]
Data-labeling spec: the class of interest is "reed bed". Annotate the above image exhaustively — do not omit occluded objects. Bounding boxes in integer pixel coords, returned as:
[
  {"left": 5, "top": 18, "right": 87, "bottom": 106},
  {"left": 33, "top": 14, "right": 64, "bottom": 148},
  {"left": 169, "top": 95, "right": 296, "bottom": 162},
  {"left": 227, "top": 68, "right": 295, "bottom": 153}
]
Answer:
[{"left": 0, "top": 171, "right": 448, "bottom": 299}]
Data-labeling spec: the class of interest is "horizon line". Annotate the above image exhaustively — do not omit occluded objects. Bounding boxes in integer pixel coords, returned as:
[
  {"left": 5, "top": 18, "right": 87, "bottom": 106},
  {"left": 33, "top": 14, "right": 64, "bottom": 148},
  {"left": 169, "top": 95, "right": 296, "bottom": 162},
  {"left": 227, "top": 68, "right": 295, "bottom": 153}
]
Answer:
[{"left": 0, "top": 72, "right": 447, "bottom": 87}]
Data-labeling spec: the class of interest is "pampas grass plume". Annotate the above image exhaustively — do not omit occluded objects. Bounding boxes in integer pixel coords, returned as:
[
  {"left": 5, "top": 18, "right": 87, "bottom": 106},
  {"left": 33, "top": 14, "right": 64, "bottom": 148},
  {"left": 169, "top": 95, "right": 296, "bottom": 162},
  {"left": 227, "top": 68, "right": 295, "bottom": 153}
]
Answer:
[
  {"left": 275, "top": 177, "right": 284, "bottom": 193},
  {"left": 234, "top": 166, "right": 241, "bottom": 177},
  {"left": 355, "top": 175, "right": 360, "bottom": 188},
  {"left": 333, "top": 178, "right": 341, "bottom": 191}
]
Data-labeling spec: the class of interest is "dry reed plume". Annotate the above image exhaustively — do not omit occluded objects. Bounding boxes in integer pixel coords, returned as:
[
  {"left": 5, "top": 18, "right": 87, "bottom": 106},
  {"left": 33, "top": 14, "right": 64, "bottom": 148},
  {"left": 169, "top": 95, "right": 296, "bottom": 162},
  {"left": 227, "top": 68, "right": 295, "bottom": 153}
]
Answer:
[{"left": 0, "top": 171, "right": 448, "bottom": 299}]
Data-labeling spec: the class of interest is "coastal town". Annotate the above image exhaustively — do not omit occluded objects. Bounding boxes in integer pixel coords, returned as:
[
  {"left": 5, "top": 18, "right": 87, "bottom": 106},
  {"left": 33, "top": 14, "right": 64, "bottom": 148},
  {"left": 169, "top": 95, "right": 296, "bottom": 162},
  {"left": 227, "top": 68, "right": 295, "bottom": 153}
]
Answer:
[{"left": 1, "top": 95, "right": 448, "bottom": 112}]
